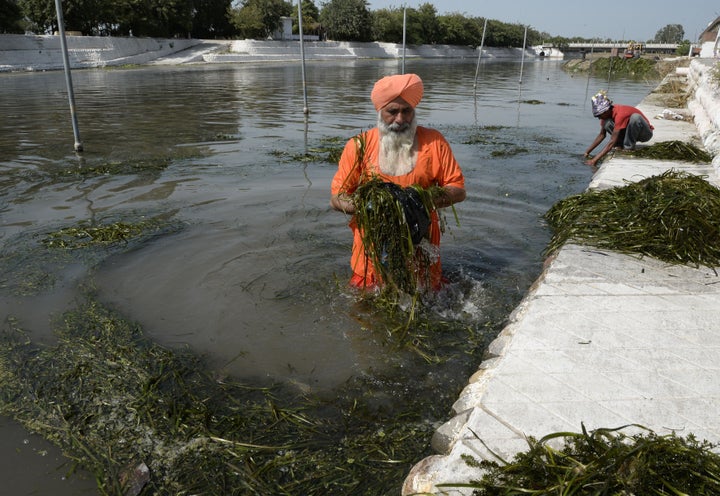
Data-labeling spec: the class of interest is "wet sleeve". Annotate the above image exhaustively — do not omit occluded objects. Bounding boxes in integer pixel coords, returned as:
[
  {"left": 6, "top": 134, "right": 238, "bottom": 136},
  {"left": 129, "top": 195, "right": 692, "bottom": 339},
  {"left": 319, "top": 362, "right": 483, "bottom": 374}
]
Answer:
[{"left": 435, "top": 135, "right": 465, "bottom": 190}]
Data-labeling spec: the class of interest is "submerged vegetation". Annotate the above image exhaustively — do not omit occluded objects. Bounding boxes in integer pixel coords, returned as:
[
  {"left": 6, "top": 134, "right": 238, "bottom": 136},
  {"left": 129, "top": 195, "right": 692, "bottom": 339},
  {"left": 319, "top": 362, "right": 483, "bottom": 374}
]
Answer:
[
  {"left": 0, "top": 216, "right": 181, "bottom": 297},
  {"left": 450, "top": 425, "right": 720, "bottom": 495},
  {"left": 41, "top": 218, "right": 172, "bottom": 249},
  {"left": 0, "top": 294, "right": 492, "bottom": 496},
  {"left": 270, "top": 136, "right": 345, "bottom": 164},
  {"left": 545, "top": 171, "right": 720, "bottom": 267}
]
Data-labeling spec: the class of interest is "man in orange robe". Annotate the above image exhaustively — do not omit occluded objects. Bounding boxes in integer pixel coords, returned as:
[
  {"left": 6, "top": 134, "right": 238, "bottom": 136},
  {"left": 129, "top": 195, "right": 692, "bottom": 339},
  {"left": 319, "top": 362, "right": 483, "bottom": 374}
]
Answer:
[{"left": 330, "top": 73, "right": 466, "bottom": 290}]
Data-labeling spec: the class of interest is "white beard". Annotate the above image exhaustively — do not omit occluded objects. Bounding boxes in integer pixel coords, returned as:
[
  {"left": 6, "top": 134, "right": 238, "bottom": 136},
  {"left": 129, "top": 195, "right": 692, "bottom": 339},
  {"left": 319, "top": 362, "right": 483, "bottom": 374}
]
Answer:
[{"left": 377, "top": 113, "right": 418, "bottom": 176}]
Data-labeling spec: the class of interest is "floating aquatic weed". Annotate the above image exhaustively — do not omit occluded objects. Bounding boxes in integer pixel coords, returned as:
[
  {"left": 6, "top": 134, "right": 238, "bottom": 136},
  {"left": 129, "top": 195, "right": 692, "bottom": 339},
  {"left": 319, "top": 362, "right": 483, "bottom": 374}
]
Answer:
[
  {"left": 462, "top": 126, "right": 510, "bottom": 145},
  {"left": 440, "top": 424, "right": 720, "bottom": 495},
  {"left": 50, "top": 157, "right": 174, "bottom": 179},
  {"left": 491, "top": 146, "right": 529, "bottom": 157},
  {"left": 0, "top": 248, "right": 63, "bottom": 296},
  {"left": 270, "top": 136, "right": 345, "bottom": 163},
  {"left": 41, "top": 218, "right": 171, "bottom": 250},
  {"left": 628, "top": 140, "right": 712, "bottom": 163},
  {"left": 545, "top": 170, "right": 720, "bottom": 266}
]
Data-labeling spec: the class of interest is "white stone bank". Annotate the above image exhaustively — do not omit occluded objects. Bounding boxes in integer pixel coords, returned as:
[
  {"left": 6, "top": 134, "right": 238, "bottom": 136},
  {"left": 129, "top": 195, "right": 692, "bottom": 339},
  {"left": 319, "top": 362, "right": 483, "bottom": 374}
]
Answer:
[
  {"left": 0, "top": 34, "right": 535, "bottom": 72},
  {"left": 0, "top": 34, "right": 200, "bottom": 71}
]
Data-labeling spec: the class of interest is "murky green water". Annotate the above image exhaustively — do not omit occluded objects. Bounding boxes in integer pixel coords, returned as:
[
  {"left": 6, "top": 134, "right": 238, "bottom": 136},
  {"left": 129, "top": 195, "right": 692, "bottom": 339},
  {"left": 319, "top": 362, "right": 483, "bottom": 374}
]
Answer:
[{"left": 0, "top": 58, "right": 656, "bottom": 494}]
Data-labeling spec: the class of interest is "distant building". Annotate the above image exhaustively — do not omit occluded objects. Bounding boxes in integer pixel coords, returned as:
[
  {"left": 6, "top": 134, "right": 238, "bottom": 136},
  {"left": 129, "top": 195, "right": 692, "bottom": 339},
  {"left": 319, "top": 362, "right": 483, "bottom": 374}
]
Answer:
[
  {"left": 271, "top": 16, "right": 320, "bottom": 42},
  {"left": 698, "top": 16, "right": 720, "bottom": 58}
]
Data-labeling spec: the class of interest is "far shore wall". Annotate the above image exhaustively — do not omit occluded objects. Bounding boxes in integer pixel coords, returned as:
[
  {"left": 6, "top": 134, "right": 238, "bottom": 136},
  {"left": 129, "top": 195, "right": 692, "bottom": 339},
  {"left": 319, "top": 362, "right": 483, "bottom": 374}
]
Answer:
[
  {"left": 0, "top": 34, "right": 537, "bottom": 72},
  {"left": 0, "top": 34, "right": 200, "bottom": 71}
]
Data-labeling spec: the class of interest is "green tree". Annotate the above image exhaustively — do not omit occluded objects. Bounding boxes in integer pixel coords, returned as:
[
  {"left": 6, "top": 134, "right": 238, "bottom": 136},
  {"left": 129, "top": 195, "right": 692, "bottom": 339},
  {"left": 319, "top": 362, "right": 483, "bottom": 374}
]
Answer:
[
  {"left": 114, "top": 0, "right": 194, "bottom": 37},
  {"left": 19, "top": 0, "right": 57, "bottom": 33},
  {"left": 654, "top": 23, "right": 684, "bottom": 43},
  {"left": 230, "top": 0, "right": 292, "bottom": 39},
  {"left": 676, "top": 40, "right": 691, "bottom": 56},
  {"left": 412, "top": 2, "right": 441, "bottom": 44},
  {"left": 190, "top": 0, "right": 234, "bottom": 38},
  {"left": 319, "top": 0, "right": 371, "bottom": 42},
  {"left": 438, "top": 13, "right": 484, "bottom": 46},
  {"left": 291, "top": 0, "right": 320, "bottom": 35},
  {"left": 371, "top": 7, "right": 403, "bottom": 43},
  {"left": 483, "top": 20, "right": 541, "bottom": 48},
  {"left": 18, "top": 0, "right": 199, "bottom": 36},
  {"left": 0, "top": 0, "right": 25, "bottom": 33}
]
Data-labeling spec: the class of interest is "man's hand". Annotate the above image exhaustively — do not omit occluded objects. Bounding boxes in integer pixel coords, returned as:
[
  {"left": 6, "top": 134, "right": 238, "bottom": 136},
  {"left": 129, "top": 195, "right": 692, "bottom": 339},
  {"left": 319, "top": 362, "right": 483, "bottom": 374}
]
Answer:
[{"left": 330, "top": 194, "right": 355, "bottom": 214}]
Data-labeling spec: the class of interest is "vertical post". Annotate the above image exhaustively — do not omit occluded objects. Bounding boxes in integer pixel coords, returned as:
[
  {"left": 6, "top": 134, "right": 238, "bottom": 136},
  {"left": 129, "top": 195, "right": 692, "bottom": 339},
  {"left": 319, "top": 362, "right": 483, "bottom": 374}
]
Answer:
[
  {"left": 473, "top": 17, "right": 488, "bottom": 93},
  {"left": 401, "top": 6, "right": 407, "bottom": 74},
  {"left": 584, "top": 43, "right": 595, "bottom": 107},
  {"left": 518, "top": 25, "right": 527, "bottom": 84},
  {"left": 298, "top": 0, "right": 308, "bottom": 114},
  {"left": 54, "top": 0, "right": 83, "bottom": 152}
]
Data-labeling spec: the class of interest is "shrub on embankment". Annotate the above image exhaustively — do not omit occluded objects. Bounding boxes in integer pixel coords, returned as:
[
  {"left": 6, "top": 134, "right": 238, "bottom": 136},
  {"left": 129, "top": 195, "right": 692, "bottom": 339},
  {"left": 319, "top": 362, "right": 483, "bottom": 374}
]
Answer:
[{"left": 563, "top": 56, "right": 685, "bottom": 80}]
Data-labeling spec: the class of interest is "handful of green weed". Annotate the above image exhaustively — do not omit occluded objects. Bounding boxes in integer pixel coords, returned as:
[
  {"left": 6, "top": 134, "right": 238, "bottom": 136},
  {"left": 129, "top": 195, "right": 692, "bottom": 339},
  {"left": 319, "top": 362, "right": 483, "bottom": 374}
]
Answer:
[
  {"left": 545, "top": 170, "right": 720, "bottom": 266},
  {"left": 352, "top": 178, "right": 437, "bottom": 295}
]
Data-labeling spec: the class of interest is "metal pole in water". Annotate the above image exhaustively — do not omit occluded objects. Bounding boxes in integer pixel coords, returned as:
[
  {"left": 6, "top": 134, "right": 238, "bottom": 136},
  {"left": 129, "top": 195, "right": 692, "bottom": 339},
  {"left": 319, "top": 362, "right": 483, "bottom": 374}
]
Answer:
[
  {"left": 519, "top": 25, "right": 527, "bottom": 84},
  {"left": 584, "top": 43, "right": 595, "bottom": 107},
  {"left": 516, "top": 26, "right": 528, "bottom": 128},
  {"left": 473, "top": 17, "right": 488, "bottom": 95},
  {"left": 401, "top": 7, "right": 407, "bottom": 74},
  {"left": 54, "top": 0, "right": 83, "bottom": 152},
  {"left": 297, "top": 0, "right": 309, "bottom": 115}
]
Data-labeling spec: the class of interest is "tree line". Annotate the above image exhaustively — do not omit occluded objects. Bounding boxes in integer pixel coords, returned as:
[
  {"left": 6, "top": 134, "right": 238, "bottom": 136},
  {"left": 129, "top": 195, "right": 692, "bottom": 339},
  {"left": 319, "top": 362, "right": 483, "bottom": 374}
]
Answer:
[{"left": 0, "top": 0, "right": 689, "bottom": 49}]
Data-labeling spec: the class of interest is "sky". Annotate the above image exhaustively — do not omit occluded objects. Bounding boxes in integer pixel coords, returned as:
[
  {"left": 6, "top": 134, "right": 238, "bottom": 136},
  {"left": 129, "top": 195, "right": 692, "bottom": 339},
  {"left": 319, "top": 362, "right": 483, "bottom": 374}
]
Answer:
[{"left": 364, "top": 0, "right": 719, "bottom": 42}]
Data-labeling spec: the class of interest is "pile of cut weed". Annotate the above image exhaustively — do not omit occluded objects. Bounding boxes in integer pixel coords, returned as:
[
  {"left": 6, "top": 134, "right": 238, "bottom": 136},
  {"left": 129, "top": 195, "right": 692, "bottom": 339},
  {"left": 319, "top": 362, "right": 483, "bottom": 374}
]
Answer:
[
  {"left": 446, "top": 425, "right": 720, "bottom": 495},
  {"left": 545, "top": 170, "right": 720, "bottom": 267},
  {"left": 628, "top": 140, "right": 712, "bottom": 163}
]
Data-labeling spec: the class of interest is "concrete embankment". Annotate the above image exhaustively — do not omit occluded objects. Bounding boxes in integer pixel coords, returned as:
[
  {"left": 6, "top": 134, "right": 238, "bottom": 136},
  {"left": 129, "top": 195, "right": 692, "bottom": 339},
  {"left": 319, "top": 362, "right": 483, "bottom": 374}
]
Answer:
[
  {"left": 0, "top": 35, "right": 534, "bottom": 72},
  {"left": 403, "top": 57, "right": 720, "bottom": 495},
  {"left": 0, "top": 34, "right": 202, "bottom": 71}
]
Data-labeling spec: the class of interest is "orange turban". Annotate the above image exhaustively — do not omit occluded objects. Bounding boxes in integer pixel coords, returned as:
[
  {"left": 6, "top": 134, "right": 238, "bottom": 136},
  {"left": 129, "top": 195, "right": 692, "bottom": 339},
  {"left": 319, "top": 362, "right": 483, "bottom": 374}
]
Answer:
[{"left": 370, "top": 73, "right": 424, "bottom": 111}]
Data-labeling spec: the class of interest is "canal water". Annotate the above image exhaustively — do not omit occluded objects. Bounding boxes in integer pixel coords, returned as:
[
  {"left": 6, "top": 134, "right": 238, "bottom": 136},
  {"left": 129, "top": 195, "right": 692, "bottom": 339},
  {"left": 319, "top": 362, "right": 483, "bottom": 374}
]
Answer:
[{"left": 0, "top": 58, "right": 656, "bottom": 494}]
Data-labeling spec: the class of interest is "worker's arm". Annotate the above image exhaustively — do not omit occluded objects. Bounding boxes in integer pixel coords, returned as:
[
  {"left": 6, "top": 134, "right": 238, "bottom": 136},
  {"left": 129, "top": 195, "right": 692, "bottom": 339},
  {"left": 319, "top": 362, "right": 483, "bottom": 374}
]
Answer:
[
  {"left": 433, "top": 186, "right": 466, "bottom": 208},
  {"left": 584, "top": 130, "right": 606, "bottom": 158},
  {"left": 585, "top": 129, "right": 621, "bottom": 167}
]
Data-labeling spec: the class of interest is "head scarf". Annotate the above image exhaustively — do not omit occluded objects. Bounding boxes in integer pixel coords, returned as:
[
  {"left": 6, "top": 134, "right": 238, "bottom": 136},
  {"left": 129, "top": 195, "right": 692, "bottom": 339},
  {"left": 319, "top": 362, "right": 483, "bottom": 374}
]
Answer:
[
  {"left": 591, "top": 90, "right": 612, "bottom": 117},
  {"left": 371, "top": 73, "right": 424, "bottom": 111}
]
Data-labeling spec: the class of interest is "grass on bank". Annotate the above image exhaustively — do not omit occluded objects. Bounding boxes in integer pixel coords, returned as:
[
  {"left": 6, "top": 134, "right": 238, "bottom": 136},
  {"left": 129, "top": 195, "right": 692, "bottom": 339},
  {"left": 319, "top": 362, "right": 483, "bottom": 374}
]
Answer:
[{"left": 563, "top": 56, "right": 663, "bottom": 79}]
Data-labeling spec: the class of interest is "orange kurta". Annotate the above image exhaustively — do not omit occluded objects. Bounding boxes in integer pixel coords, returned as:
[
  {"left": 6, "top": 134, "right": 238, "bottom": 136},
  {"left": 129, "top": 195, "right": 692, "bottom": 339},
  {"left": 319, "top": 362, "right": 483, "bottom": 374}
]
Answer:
[{"left": 331, "top": 126, "right": 465, "bottom": 289}]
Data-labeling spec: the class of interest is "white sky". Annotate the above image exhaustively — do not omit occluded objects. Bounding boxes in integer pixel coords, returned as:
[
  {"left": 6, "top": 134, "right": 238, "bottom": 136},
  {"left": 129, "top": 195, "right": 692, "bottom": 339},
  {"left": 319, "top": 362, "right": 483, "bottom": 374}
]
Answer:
[{"left": 363, "top": 0, "right": 719, "bottom": 42}]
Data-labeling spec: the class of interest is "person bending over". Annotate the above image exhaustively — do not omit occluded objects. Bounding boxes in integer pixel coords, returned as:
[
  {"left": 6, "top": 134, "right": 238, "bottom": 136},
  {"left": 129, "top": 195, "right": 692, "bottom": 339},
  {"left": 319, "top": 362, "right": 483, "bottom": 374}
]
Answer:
[{"left": 584, "top": 90, "right": 654, "bottom": 168}]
